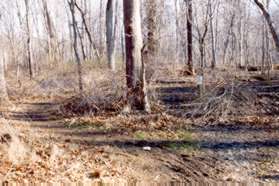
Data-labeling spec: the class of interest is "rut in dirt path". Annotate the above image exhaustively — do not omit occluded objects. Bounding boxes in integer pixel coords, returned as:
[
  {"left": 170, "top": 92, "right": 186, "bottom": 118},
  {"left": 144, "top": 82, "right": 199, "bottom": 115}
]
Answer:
[
  {"left": 2, "top": 102, "right": 64, "bottom": 122},
  {"left": 154, "top": 78, "right": 200, "bottom": 117}
]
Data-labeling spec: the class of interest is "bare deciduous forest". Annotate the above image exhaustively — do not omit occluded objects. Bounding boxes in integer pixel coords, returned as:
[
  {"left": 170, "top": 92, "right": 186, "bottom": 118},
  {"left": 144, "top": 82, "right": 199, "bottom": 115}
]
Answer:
[{"left": 0, "top": 0, "right": 279, "bottom": 184}]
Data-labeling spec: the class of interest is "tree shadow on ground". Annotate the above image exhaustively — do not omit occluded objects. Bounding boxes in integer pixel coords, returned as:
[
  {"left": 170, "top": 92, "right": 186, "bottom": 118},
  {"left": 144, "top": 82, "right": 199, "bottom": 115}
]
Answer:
[
  {"left": 6, "top": 101, "right": 279, "bottom": 156},
  {"left": 27, "top": 115, "right": 279, "bottom": 152},
  {"left": 259, "top": 175, "right": 279, "bottom": 181},
  {"left": 190, "top": 123, "right": 279, "bottom": 133},
  {"left": 64, "top": 137, "right": 279, "bottom": 151}
]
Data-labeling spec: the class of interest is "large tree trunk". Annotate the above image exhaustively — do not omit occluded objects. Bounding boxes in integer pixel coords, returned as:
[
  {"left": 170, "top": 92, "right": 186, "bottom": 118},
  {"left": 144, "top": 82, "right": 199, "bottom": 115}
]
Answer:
[
  {"left": 123, "top": 0, "right": 150, "bottom": 113},
  {"left": 106, "top": 0, "right": 117, "bottom": 71},
  {"left": 254, "top": 0, "right": 279, "bottom": 53}
]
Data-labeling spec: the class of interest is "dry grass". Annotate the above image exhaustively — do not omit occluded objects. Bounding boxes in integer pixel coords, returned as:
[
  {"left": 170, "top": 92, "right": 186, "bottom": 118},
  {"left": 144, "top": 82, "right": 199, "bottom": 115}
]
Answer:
[
  {"left": 0, "top": 118, "right": 36, "bottom": 165},
  {"left": 6, "top": 63, "right": 126, "bottom": 105}
]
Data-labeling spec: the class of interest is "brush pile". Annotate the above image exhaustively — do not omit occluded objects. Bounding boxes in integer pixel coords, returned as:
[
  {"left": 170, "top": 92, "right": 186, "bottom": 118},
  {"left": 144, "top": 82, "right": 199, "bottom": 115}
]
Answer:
[
  {"left": 60, "top": 93, "right": 124, "bottom": 116},
  {"left": 190, "top": 81, "right": 279, "bottom": 120},
  {"left": 60, "top": 70, "right": 125, "bottom": 116}
]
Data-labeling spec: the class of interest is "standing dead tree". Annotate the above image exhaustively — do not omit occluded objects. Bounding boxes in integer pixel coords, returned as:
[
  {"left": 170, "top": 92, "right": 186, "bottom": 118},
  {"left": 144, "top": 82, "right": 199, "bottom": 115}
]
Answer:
[{"left": 123, "top": 0, "right": 150, "bottom": 113}]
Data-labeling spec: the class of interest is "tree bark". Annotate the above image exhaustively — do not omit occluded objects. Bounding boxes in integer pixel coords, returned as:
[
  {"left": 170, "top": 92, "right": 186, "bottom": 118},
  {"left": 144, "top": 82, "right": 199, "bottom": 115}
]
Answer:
[
  {"left": 185, "top": 0, "right": 194, "bottom": 74},
  {"left": 123, "top": 0, "right": 150, "bottom": 113},
  {"left": 209, "top": 0, "right": 216, "bottom": 69},
  {"left": 106, "top": 0, "right": 117, "bottom": 71},
  {"left": 174, "top": 0, "right": 180, "bottom": 63}
]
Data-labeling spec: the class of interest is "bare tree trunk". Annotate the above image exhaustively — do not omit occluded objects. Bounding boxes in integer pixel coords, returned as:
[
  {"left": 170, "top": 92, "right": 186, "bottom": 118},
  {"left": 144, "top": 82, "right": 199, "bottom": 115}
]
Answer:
[
  {"left": 265, "top": 0, "right": 272, "bottom": 79},
  {"left": 77, "top": 27, "right": 87, "bottom": 61},
  {"left": 214, "top": 1, "right": 220, "bottom": 66},
  {"left": 123, "top": 0, "right": 150, "bottom": 113},
  {"left": 209, "top": 0, "right": 216, "bottom": 69},
  {"left": 146, "top": 0, "right": 158, "bottom": 59},
  {"left": 24, "top": 0, "right": 33, "bottom": 79},
  {"left": 185, "top": 0, "right": 194, "bottom": 74},
  {"left": 68, "top": 0, "right": 83, "bottom": 93},
  {"left": 121, "top": 22, "right": 126, "bottom": 65},
  {"left": 74, "top": 2, "right": 101, "bottom": 62},
  {"left": 99, "top": 0, "right": 104, "bottom": 57},
  {"left": 106, "top": 0, "right": 117, "bottom": 71},
  {"left": 236, "top": 0, "right": 245, "bottom": 68},
  {"left": 197, "top": 2, "right": 209, "bottom": 71},
  {"left": 261, "top": 12, "right": 267, "bottom": 74},
  {"left": 254, "top": 0, "right": 279, "bottom": 53},
  {"left": 174, "top": 0, "right": 180, "bottom": 63},
  {"left": 0, "top": 57, "right": 9, "bottom": 107},
  {"left": 41, "top": 0, "right": 57, "bottom": 64},
  {"left": 223, "top": 13, "right": 235, "bottom": 65}
]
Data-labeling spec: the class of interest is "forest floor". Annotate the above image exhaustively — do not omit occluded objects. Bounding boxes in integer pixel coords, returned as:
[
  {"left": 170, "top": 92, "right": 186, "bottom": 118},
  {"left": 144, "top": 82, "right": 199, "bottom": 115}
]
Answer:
[{"left": 0, "top": 67, "right": 279, "bottom": 184}]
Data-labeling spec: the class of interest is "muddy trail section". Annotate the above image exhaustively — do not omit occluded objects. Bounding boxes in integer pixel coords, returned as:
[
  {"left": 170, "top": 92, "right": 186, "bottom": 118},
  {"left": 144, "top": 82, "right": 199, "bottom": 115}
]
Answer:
[{"left": 0, "top": 77, "right": 279, "bottom": 183}]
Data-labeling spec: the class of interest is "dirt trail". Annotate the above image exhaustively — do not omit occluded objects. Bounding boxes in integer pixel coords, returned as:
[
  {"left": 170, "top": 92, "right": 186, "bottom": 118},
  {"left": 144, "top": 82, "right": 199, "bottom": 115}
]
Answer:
[
  {"left": 0, "top": 101, "right": 228, "bottom": 183},
  {"left": 3, "top": 102, "right": 62, "bottom": 121}
]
